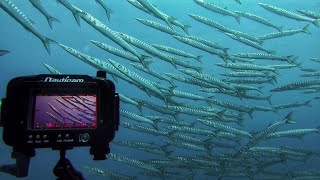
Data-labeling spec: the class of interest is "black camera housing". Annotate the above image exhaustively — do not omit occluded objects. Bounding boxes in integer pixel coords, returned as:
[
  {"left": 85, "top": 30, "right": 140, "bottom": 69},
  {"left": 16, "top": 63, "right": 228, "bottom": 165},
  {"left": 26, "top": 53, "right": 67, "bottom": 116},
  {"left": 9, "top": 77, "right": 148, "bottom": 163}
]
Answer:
[{"left": 0, "top": 72, "right": 119, "bottom": 159}]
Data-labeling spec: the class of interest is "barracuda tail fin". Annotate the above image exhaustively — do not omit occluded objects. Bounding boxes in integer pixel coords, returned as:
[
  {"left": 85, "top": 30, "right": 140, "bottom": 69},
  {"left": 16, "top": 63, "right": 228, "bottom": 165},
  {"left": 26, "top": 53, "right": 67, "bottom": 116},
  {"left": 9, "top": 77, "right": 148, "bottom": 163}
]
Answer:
[
  {"left": 304, "top": 100, "right": 312, "bottom": 107},
  {"left": 276, "top": 25, "right": 284, "bottom": 32},
  {"left": 195, "top": 55, "right": 203, "bottom": 63},
  {"left": 284, "top": 112, "right": 295, "bottom": 124},
  {"left": 312, "top": 19, "right": 320, "bottom": 27},
  {"left": 47, "top": 16, "right": 60, "bottom": 29},
  {"left": 182, "top": 24, "right": 191, "bottom": 35},
  {"left": 42, "top": 37, "right": 57, "bottom": 55},
  {"left": 302, "top": 24, "right": 311, "bottom": 34},
  {"left": 105, "top": 8, "right": 112, "bottom": 22},
  {"left": 266, "top": 95, "right": 272, "bottom": 105},
  {"left": 286, "top": 55, "right": 298, "bottom": 64}
]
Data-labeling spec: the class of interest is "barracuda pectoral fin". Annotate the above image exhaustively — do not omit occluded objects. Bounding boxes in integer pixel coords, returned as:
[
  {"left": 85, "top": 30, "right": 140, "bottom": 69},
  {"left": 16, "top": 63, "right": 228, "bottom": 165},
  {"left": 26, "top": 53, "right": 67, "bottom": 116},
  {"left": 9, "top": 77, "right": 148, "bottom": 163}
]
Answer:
[
  {"left": 304, "top": 100, "right": 312, "bottom": 107},
  {"left": 195, "top": 55, "right": 203, "bottom": 63},
  {"left": 248, "top": 109, "right": 254, "bottom": 119},
  {"left": 140, "top": 55, "right": 152, "bottom": 69},
  {"left": 284, "top": 112, "right": 295, "bottom": 124},
  {"left": 266, "top": 95, "right": 273, "bottom": 105},
  {"left": 276, "top": 25, "right": 284, "bottom": 32}
]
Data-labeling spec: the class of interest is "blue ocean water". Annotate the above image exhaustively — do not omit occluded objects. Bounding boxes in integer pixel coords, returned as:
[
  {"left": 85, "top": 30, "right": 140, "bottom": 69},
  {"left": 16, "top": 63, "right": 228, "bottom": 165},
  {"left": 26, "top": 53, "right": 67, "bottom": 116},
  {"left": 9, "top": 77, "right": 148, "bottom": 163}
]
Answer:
[{"left": 0, "top": 0, "right": 320, "bottom": 179}]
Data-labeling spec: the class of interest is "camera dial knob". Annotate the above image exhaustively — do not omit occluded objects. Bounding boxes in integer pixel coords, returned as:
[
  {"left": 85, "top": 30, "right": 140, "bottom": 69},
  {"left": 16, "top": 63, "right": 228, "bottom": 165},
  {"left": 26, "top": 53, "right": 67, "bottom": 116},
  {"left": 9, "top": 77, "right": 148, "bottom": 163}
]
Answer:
[{"left": 79, "top": 133, "right": 90, "bottom": 142}]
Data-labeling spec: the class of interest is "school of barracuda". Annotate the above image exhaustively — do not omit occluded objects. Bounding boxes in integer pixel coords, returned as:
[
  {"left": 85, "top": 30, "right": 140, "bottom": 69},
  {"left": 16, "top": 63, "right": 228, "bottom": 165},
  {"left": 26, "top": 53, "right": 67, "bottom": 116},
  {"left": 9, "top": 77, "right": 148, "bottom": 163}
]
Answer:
[{"left": 1, "top": 0, "right": 320, "bottom": 179}]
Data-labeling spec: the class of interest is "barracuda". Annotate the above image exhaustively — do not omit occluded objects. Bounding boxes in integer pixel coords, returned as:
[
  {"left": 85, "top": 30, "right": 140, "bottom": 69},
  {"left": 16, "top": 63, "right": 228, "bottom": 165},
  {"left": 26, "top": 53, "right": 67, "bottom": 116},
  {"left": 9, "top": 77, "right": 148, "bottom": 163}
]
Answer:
[
  {"left": 225, "top": 33, "right": 275, "bottom": 54},
  {"left": 146, "top": 116, "right": 192, "bottom": 127},
  {"left": 172, "top": 35, "right": 227, "bottom": 63},
  {"left": 108, "top": 153, "right": 160, "bottom": 172},
  {"left": 259, "top": 24, "right": 311, "bottom": 40},
  {"left": 120, "top": 109, "right": 158, "bottom": 129},
  {"left": 232, "top": 52, "right": 298, "bottom": 64},
  {"left": 167, "top": 55, "right": 203, "bottom": 73},
  {"left": 270, "top": 79, "right": 320, "bottom": 92},
  {"left": 234, "top": 11, "right": 283, "bottom": 32},
  {"left": 268, "top": 128, "right": 320, "bottom": 139},
  {"left": 112, "top": 140, "right": 170, "bottom": 156},
  {"left": 165, "top": 73, "right": 218, "bottom": 88},
  {"left": 167, "top": 105, "right": 225, "bottom": 120},
  {"left": 160, "top": 88, "right": 212, "bottom": 105},
  {"left": 209, "top": 98, "right": 255, "bottom": 118},
  {"left": 90, "top": 40, "right": 143, "bottom": 64},
  {"left": 258, "top": 3, "right": 320, "bottom": 27},
  {"left": 121, "top": 122, "right": 169, "bottom": 137},
  {"left": 166, "top": 125, "right": 217, "bottom": 137},
  {"left": 225, "top": 78, "right": 275, "bottom": 86},
  {"left": 193, "top": 0, "right": 240, "bottom": 24},
  {"left": 58, "top": 43, "right": 134, "bottom": 83},
  {"left": 42, "top": 63, "right": 62, "bottom": 75},
  {"left": 297, "top": 9, "right": 320, "bottom": 19},
  {"left": 95, "top": 0, "right": 112, "bottom": 21},
  {"left": 0, "top": 0, "right": 55, "bottom": 54},
  {"left": 136, "top": 0, "right": 175, "bottom": 29},
  {"left": 233, "top": 112, "right": 295, "bottom": 158},
  {"left": 135, "top": 18, "right": 181, "bottom": 36},
  {"left": 116, "top": 32, "right": 179, "bottom": 68},
  {"left": 151, "top": 44, "right": 203, "bottom": 63},
  {"left": 301, "top": 71, "right": 320, "bottom": 77},
  {"left": 164, "top": 140, "right": 211, "bottom": 153},
  {"left": 273, "top": 100, "right": 312, "bottom": 111},
  {"left": 217, "top": 62, "right": 279, "bottom": 75},
  {"left": 130, "top": 63, "right": 174, "bottom": 85},
  {"left": 197, "top": 118, "right": 252, "bottom": 137},
  {"left": 29, "top": 0, "right": 59, "bottom": 29},
  {"left": 187, "top": 35, "right": 229, "bottom": 54},
  {"left": 108, "top": 59, "right": 167, "bottom": 102}
]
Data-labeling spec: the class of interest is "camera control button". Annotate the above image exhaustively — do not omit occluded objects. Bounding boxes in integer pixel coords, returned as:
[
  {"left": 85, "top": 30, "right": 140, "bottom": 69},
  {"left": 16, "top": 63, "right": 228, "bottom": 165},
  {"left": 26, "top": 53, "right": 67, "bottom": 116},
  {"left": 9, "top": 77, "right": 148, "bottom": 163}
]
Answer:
[
  {"left": 36, "top": 135, "right": 40, "bottom": 139},
  {"left": 65, "top": 134, "right": 70, "bottom": 138},
  {"left": 79, "top": 133, "right": 90, "bottom": 142},
  {"left": 57, "top": 134, "right": 62, "bottom": 138},
  {"left": 43, "top": 135, "right": 48, "bottom": 139},
  {"left": 28, "top": 135, "right": 33, "bottom": 139}
]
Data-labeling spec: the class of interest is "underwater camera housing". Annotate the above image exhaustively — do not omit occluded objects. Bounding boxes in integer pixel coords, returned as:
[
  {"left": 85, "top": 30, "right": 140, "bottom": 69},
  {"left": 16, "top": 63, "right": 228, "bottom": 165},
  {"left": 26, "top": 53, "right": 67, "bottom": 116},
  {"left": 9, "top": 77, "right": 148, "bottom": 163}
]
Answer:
[{"left": 0, "top": 71, "right": 119, "bottom": 160}]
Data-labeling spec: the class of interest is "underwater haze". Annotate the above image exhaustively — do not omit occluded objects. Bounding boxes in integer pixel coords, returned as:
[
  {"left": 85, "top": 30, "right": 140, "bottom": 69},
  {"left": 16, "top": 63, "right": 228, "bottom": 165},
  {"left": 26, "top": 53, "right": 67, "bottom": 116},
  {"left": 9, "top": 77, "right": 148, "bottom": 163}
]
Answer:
[{"left": 1, "top": 0, "right": 320, "bottom": 179}]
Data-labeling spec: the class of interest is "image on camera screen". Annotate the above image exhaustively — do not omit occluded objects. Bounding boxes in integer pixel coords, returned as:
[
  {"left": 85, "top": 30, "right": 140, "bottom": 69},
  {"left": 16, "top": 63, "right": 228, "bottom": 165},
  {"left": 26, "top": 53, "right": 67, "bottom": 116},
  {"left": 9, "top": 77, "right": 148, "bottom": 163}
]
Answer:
[{"left": 33, "top": 95, "right": 97, "bottom": 129}]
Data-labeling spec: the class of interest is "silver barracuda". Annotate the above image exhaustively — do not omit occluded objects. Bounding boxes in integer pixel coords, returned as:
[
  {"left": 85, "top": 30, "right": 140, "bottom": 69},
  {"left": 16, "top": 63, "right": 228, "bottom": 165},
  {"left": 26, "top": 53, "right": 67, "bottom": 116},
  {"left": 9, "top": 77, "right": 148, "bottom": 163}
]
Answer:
[
  {"left": 120, "top": 109, "right": 157, "bottom": 129},
  {"left": 135, "top": 18, "right": 181, "bottom": 36},
  {"left": 167, "top": 55, "right": 203, "bottom": 73},
  {"left": 233, "top": 112, "right": 295, "bottom": 158},
  {"left": 164, "top": 140, "right": 211, "bottom": 154},
  {"left": 225, "top": 33, "right": 275, "bottom": 54},
  {"left": 0, "top": 50, "right": 9, "bottom": 56},
  {"left": 232, "top": 53, "right": 298, "bottom": 64},
  {"left": 172, "top": 35, "right": 228, "bottom": 63},
  {"left": 268, "top": 64, "right": 300, "bottom": 69},
  {"left": 95, "top": 0, "right": 112, "bottom": 21},
  {"left": 146, "top": 116, "right": 191, "bottom": 127},
  {"left": 108, "top": 153, "right": 160, "bottom": 172},
  {"left": 107, "top": 59, "right": 167, "bottom": 100},
  {"left": 166, "top": 125, "right": 217, "bottom": 137},
  {"left": 136, "top": 0, "right": 175, "bottom": 29},
  {"left": 42, "top": 63, "right": 62, "bottom": 75},
  {"left": 221, "top": 71, "right": 276, "bottom": 80},
  {"left": 112, "top": 140, "right": 170, "bottom": 156},
  {"left": 196, "top": 118, "right": 252, "bottom": 137},
  {"left": 216, "top": 62, "right": 279, "bottom": 75},
  {"left": 160, "top": 88, "right": 212, "bottom": 105},
  {"left": 209, "top": 98, "right": 255, "bottom": 118},
  {"left": 267, "top": 128, "right": 320, "bottom": 139},
  {"left": 127, "top": 0, "right": 151, "bottom": 14},
  {"left": 234, "top": 11, "right": 283, "bottom": 32},
  {"left": 297, "top": 9, "right": 320, "bottom": 19},
  {"left": 72, "top": 10, "right": 149, "bottom": 65},
  {"left": 259, "top": 24, "right": 311, "bottom": 40},
  {"left": 130, "top": 63, "right": 174, "bottom": 85},
  {"left": 165, "top": 73, "right": 219, "bottom": 88},
  {"left": 121, "top": 122, "right": 169, "bottom": 137},
  {"left": 258, "top": 3, "right": 320, "bottom": 27},
  {"left": 82, "top": 166, "right": 136, "bottom": 180},
  {"left": 193, "top": 0, "right": 240, "bottom": 24},
  {"left": 118, "top": 93, "right": 142, "bottom": 112},
  {"left": 270, "top": 79, "right": 320, "bottom": 92},
  {"left": 187, "top": 35, "right": 230, "bottom": 54},
  {"left": 0, "top": 0, "right": 55, "bottom": 54},
  {"left": 116, "top": 32, "right": 179, "bottom": 68},
  {"left": 151, "top": 44, "right": 203, "bottom": 63},
  {"left": 301, "top": 71, "right": 320, "bottom": 77},
  {"left": 58, "top": 43, "right": 134, "bottom": 83},
  {"left": 57, "top": 0, "right": 81, "bottom": 25},
  {"left": 167, "top": 105, "right": 225, "bottom": 120},
  {"left": 90, "top": 40, "right": 146, "bottom": 65},
  {"left": 225, "top": 78, "right": 275, "bottom": 86},
  {"left": 29, "top": 0, "right": 59, "bottom": 29},
  {"left": 273, "top": 100, "right": 312, "bottom": 111}
]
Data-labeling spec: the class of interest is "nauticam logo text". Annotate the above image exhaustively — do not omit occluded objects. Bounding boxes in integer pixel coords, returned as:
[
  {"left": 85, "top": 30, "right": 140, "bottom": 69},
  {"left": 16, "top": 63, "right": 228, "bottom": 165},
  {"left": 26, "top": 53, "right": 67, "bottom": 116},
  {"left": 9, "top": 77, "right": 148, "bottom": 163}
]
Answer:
[{"left": 44, "top": 76, "right": 84, "bottom": 83}]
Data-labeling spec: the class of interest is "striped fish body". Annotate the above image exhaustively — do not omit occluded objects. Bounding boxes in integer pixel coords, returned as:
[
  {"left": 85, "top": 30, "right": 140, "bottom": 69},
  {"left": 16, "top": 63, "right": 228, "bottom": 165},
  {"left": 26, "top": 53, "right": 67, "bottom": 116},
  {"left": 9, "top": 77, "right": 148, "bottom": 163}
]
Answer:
[
  {"left": 121, "top": 122, "right": 169, "bottom": 137},
  {"left": 268, "top": 128, "right": 319, "bottom": 139},
  {"left": 151, "top": 44, "right": 202, "bottom": 62},
  {"left": 271, "top": 79, "right": 320, "bottom": 92},
  {"left": 258, "top": 3, "right": 320, "bottom": 27},
  {"left": 29, "top": 0, "right": 59, "bottom": 29},
  {"left": 297, "top": 9, "right": 320, "bottom": 19},
  {"left": 0, "top": 0, "right": 54, "bottom": 54},
  {"left": 135, "top": 18, "right": 180, "bottom": 36},
  {"left": 259, "top": 25, "right": 311, "bottom": 40},
  {"left": 42, "top": 63, "right": 62, "bottom": 75}
]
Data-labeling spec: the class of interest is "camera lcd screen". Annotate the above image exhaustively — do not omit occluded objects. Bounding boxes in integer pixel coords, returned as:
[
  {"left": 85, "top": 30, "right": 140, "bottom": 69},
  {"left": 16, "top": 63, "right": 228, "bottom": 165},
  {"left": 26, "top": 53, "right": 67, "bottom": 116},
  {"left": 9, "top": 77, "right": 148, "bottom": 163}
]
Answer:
[{"left": 32, "top": 95, "right": 97, "bottom": 129}]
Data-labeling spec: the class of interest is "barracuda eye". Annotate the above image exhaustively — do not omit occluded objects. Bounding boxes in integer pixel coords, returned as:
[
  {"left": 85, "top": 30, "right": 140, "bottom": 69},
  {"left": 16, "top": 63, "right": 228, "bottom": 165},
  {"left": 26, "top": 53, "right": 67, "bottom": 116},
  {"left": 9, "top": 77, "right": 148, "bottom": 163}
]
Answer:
[{"left": 118, "top": 64, "right": 122, "bottom": 68}]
